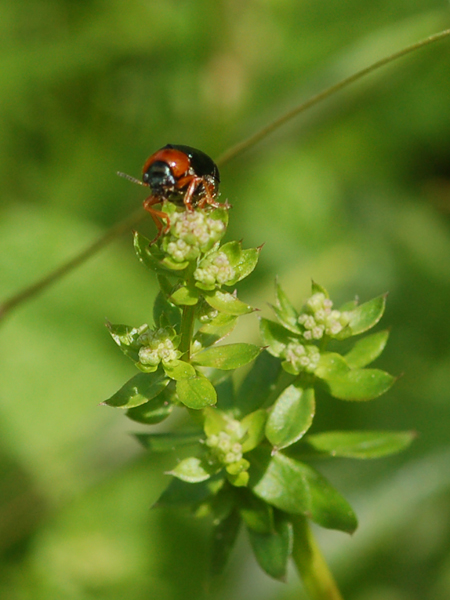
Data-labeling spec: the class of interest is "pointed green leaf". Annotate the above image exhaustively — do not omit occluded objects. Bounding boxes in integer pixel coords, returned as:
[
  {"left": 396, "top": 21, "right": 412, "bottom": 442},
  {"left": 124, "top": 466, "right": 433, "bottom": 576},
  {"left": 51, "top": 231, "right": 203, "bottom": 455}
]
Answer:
[
  {"left": 336, "top": 294, "right": 387, "bottom": 339},
  {"left": 219, "top": 242, "right": 259, "bottom": 285},
  {"left": 273, "top": 281, "right": 301, "bottom": 334},
  {"left": 232, "top": 247, "right": 260, "bottom": 283},
  {"left": 104, "top": 371, "right": 169, "bottom": 409},
  {"left": 170, "top": 285, "right": 200, "bottom": 306},
  {"left": 259, "top": 318, "right": 293, "bottom": 357},
  {"left": 344, "top": 330, "right": 390, "bottom": 368},
  {"left": 176, "top": 375, "right": 217, "bottom": 409},
  {"left": 135, "top": 431, "right": 202, "bottom": 452},
  {"left": 211, "top": 509, "right": 241, "bottom": 578},
  {"left": 194, "top": 313, "right": 238, "bottom": 348},
  {"left": 192, "top": 343, "right": 261, "bottom": 370},
  {"left": 106, "top": 321, "right": 148, "bottom": 363},
  {"left": 248, "top": 447, "right": 357, "bottom": 533},
  {"left": 126, "top": 386, "right": 174, "bottom": 423},
  {"left": 153, "top": 291, "right": 181, "bottom": 329},
  {"left": 205, "top": 290, "right": 254, "bottom": 315},
  {"left": 236, "top": 351, "right": 281, "bottom": 417},
  {"left": 311, "top": 281, "right": 329, "bottom": 297},
  {"left": 266, "top": 385, "right": 315, "bottom": 450},
  {"left": 247, "top": 513, "right": 293, "bottom": 581},
  {"left": 134, "top": 231, "right": 188, "bottom": 272},
  {"left": 302, "top": 430, "right": 416, "bottom": 459},
  {"left": 168, "top": 457, "right": 215, "bottom": 483}
]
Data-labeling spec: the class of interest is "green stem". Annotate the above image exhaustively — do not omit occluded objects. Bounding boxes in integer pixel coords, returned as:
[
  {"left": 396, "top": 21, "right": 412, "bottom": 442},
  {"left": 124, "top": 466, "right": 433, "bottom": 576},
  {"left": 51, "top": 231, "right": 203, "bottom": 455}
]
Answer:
[
  {"left": 292, "top": 515, "right": 344, "bottom": 600},
  {"left": 179, "top": 304, "right": 196, "bottom": 361}
]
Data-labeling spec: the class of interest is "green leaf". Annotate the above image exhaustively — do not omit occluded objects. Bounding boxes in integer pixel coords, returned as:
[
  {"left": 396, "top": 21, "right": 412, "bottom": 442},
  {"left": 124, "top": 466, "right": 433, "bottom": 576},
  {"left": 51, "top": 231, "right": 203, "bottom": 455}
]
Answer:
[
  {"left": 247, "top": 513, "right": 293, "bottom": 581},
  {"left": 194, "top": 313, "right": 238, "bottom": 348},
  {"left": 211, "top": 509, "right": 241, "bottom": 578},
  {"left": 272, "top": 281, "right": 301, "bottom": 334},
  {"left": 219, "top": 242, "right": 260, "bottom": 285},
  {"left": 134, "top": 231, "right": 188, "bottom": 272},
  {"left": 126, "top": 386, "right": 174, "bottom": 423},
  {"left": 176, "top": 375, "right": 217, "bottom": 409},
  {"left": 168, "top": 456, "right": 215, "bottom": 483},
  {"left": 336, "top": 294, "right": 387, "bottom": 339},
  {"left": 317, "top": 355, "right": 396, "bottom": 401},
  {"left": 192, "top": 343, "right": 261, "bottom": 370},
  {"left": 344, "top": 330, "right": 390, "bottom": 368},
  {"left": 241, "top": 410, "right": 267, "bottom": 452},
  {"left": 248, "top": 447, "right": 357, "bottom": 533},
  {"left": 153, "top": 291, "right": 181, "bottom": 329},
  {"left": 240, "top": 493, "right": 275, "bottom": 534},
  {"left": 103, "top": 371, "right": 169, "bottom": 409},
  {"left": 266, "top": 384, "right": 315, "bottom": 450},
  {"left": 315, "top": 352, "right": 350, "bottom": 379},
  {"left": 232, "top": 247, "right": 260, "bottom": 283},
  {"left": 311, "top": 281, "right": 329, "bottom": 298},
  {"left": 162, "top": 359, "right": 196, "bottom": 380},
  {"left": 106, "top": 321, "right": 148, "bottom": 363},
  {"left": 215, "top": 377, "right": 236, "bottom": 411},
  {"left": 259, "top": 318, "right": 293, "bottom": 357},
  {"left": 205, "top": 290, "right": 254, "bottom": 315},
  {"left": 236, "top": 351, "right": 281, "bottom": 417},
  {"left": 301, "top": 430, "right": 416, "bottom": 459},
  {"left": 155, "top": 475, "right": 225, "bottom": 508},
  {"left": 135, "top": 431, "right": 202, "bottom": 452},
  {"left": 170, "top": 285, "right": 200, "bottom": 306}
]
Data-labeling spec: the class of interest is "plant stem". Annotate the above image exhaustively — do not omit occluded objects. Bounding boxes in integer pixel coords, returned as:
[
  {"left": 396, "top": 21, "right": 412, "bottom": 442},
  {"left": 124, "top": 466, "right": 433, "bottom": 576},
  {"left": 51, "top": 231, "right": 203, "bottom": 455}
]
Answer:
[
  {"left": 291, "top": 515, "right": 344, "bottom": 600},
  {"left": 216, "top": 28, "right": 450, "bottom": 166},
  {"left": 179, "top": 304, "right": 196, "bottom": 361},
  {"left": 0, "top": 208, "right": 146, "bottom": 323}
]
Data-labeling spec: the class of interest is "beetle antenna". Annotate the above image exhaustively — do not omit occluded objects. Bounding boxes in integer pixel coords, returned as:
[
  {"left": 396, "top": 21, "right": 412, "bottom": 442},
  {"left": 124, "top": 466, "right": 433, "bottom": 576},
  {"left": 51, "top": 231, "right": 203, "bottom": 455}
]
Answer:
[{"left": 117, "top": 171, "right": 144, "bottom": 186}]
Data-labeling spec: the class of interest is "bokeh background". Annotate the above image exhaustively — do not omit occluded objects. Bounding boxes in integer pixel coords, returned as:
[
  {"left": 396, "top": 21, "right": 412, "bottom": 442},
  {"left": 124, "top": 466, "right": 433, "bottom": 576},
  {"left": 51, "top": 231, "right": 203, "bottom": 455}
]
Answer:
[{"left": 1, "top": 1, "right": 450, "bottom": 599}]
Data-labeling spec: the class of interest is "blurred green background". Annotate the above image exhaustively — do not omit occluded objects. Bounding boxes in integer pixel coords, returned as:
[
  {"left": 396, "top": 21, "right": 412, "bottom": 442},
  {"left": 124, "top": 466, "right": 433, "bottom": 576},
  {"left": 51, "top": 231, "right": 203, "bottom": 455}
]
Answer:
[{"left": 1, "top": 1, "right": 450, "bottom": 599}]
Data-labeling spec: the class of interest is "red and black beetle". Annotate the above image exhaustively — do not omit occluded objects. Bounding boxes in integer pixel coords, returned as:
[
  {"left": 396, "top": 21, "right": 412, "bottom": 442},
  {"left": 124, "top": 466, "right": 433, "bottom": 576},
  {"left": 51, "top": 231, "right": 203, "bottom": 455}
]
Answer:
[{"left": 134, "top": 144, "right": 224, "bottom": 239}]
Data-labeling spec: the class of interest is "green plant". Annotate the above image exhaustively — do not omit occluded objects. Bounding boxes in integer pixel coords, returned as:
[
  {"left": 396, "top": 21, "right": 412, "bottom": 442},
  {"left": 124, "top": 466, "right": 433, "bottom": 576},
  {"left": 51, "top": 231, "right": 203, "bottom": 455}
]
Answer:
[{"left": 104, "top": 199, "right": 414, "bottom": 599}]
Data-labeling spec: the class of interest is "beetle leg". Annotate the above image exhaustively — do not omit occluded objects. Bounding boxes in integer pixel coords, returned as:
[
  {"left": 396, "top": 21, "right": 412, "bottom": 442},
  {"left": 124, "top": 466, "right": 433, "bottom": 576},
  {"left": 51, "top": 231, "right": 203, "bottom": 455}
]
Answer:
[
  {"left": 143, "top": 195, "right": 171, "bottom": 243},
  {"left": 180, "top": 177, "right": 198, "bottom": 210}
]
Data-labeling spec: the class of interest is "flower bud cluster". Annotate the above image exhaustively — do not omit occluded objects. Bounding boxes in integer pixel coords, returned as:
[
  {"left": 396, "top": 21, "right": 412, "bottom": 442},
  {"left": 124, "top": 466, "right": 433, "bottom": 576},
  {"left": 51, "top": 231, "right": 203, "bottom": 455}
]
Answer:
[
  {"left": 298, "top": 293, "right": 349, "bottom": 340},
  {"left": 194, "top": 251, "right": 235, "bottom": 286},
  {"left": 282, "top": 340, "right": 320, "bottom": 374},
  {"left": 162, "top": 208, "right": 226, "bottom": 263},
  {"left": 137, "top": 327, "right": 181, "bottom": 366},
  {"left": 205, "top": 418, "right": 245, "bottom": 467}
]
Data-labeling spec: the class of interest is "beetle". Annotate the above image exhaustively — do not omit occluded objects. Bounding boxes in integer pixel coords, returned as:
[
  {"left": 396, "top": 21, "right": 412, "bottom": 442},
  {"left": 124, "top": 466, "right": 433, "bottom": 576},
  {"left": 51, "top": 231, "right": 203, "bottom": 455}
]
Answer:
[{"left": 119, "top": 144, "right": 225, "bottom": 241}]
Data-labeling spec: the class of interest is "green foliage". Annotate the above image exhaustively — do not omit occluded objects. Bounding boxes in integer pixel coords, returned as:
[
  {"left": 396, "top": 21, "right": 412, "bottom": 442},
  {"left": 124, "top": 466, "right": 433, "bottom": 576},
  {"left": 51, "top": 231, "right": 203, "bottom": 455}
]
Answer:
[{"left": 105, "top": 197, "right": 412, "bottom": 588}]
